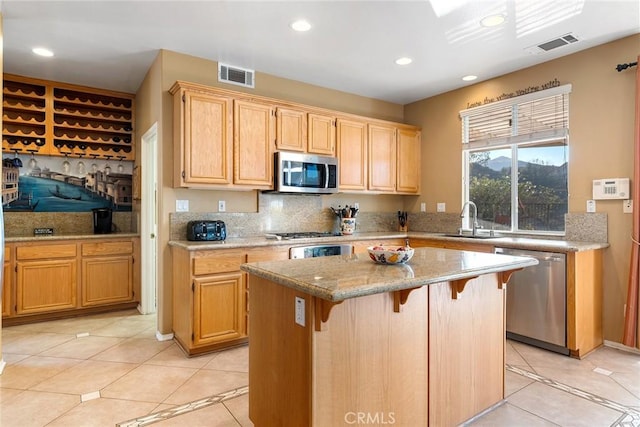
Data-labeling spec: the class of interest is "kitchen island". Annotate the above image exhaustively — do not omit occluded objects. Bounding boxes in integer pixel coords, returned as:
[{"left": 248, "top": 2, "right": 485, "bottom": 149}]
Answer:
[{"left": 241, "top": 246, "right": 538, "bottom": 427}]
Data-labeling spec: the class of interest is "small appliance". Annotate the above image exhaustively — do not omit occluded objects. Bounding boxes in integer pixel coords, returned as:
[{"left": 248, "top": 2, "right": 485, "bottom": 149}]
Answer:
[
  {"left": 92, "top": 207, "right": 113, "bottom": 234},
  {"left": 187, "top": 220, "right": 227, "bottom": 241},
  {"left": 271, "top": 151, "right": 339, "bottom": 194}
]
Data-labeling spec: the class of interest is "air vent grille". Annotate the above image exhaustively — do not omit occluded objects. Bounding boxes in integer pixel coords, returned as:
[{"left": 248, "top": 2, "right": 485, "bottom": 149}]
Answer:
[
  {"left": 537, "top": 33, "right": 579, "bottom": 51},
  {"left": 218, "top": 63, "right": 255, "bottom": 88}
]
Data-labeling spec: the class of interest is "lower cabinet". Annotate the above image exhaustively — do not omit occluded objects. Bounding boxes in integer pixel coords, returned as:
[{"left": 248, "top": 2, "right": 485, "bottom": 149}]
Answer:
[{"left": 3, "top": 237, "right": 140, "bottom": 324}]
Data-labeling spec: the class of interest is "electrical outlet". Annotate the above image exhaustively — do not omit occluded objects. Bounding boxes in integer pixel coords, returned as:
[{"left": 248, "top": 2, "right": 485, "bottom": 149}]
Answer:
[
  {"left": 295, "top": 297, "right": 305, "bottom": 326},
  {"left": 218, "top": 200, "right": 226, "bottom": 212},
  {"left": 437, "top": 202, "right": 446, "bottom": 212},
  {"left": 586, "top": 199, "right": 596, "bottom": 213},
  {"left": 623, "top": 199, "right": 633, "bottom": 214},
  {"left": 176, "top": 200, "right": 189, "bottom": 212},
  {"left": 420, "top": 202, "right": 426, "bottom": 212},
  {"left": 354, "top": 202, "right": 359, "bottom": 209}
]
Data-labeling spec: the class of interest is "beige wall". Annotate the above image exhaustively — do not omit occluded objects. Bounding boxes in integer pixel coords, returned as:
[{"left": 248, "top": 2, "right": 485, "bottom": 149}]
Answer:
[
  {"left": 137, "top": 49, "right": 408, "bottom": 334},
  {"left": 404, "top": 34, "right": 640, "bottom": 343}
]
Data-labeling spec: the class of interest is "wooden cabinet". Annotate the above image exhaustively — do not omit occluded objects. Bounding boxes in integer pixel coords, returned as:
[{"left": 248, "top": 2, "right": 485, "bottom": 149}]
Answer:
[
  {"left": 368, "top": 124, "right": 396, "bottom": 192},
  {"left": 337, "top": 118, "right": 368, "bottom": 191},
  {"left": 351, "top": 238, "right": 405, "bottom": 254},
  {"left": 16, "top": 243, "right": 78, "bottom": 314},
  {"left": 410, "top": 238, "right": 495, "bottom": 253},
  {"left": 233, "top": 100, "right": 274, "bottom": 188},
  {"left": 172, "top": 83, "right": 233, "bottom": 187},
  {"left": 396, "top": 128, "right": 421, "bottom": 194},
  {"left": 308, "top": 113, "right": 335, "bottom": 155},
  {"left": 3, "top": 245, "right": 12, "bottom": 317},
  {"left": 3, "top": 237, "right": 140, "bottom": 324},
  {"left": 275, "top": 107, "right": 306, "bottom": 152},
  {"left": 81, "top": 240, "right": 134, "bottom": 306},
  {"left": 3, "top": 74, "right": 135, "bottom": 160},
  {"left": 172, "top": 247, "right": 248, "bottom": 355}
]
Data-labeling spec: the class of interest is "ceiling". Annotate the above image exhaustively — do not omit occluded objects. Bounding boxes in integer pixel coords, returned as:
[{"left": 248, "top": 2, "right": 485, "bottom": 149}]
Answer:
[{"left": 1, "top": 0, "right": 639, "bottom": 105}]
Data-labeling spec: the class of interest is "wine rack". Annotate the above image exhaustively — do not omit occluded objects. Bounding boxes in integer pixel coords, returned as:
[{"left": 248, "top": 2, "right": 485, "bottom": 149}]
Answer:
[{"left": 2, "top": 74, "right": 135, "bottom": 160}]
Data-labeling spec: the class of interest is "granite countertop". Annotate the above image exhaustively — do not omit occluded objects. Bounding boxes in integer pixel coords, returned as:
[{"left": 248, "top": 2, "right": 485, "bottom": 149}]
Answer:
[
  {"left": 5, "top": 232, "right": 140, "bottom": 243},
  {"left": 240, "top": 246, "right": 538, "bottom": 301},
  {"left": 169, "top": 231, "right": 608, "bottom": 253}
]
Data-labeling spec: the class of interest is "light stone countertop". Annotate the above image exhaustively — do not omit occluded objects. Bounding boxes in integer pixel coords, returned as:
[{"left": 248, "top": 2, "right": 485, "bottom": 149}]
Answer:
[
  {"left": 5, "top": 232, "right": 140, "bottom": 243},
  {"left": 168, "top": 231, "right": 608, "bottom": 253},
  {"left": 240, "top": 246, "right": 539, "bottom": 301}
]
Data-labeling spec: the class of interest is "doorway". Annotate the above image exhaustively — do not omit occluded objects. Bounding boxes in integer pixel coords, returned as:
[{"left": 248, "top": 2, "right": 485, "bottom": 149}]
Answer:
[{"left": 139, "top": 124, "right": 158, "bottom": 317}]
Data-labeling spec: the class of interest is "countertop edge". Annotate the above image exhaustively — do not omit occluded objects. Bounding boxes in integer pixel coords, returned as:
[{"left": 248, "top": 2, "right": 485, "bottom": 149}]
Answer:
[{"left": 169, "top": 231, "right": 608, "bottom": 253}]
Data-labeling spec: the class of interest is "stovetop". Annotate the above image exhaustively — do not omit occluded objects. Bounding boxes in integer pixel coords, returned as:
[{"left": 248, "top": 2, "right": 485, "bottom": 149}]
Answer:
[{"left": 266, "top": 231, "right": 341, "bottom": 240}]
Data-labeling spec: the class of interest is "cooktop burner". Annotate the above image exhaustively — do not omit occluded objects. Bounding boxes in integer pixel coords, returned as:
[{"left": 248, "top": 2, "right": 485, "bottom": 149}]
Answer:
[{"left": 268, "top": 231, "right": 340, "bottom": 240}]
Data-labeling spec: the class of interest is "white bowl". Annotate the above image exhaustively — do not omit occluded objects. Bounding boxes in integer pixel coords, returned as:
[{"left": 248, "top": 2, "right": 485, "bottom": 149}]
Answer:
[{"left": 367, "top": 245, "right": 414, "bottom": 264}]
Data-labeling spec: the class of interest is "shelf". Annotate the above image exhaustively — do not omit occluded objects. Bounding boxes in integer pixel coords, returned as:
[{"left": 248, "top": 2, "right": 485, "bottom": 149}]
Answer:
[{"left": 2, "top": 74, "right": 135, "bottom": 160}]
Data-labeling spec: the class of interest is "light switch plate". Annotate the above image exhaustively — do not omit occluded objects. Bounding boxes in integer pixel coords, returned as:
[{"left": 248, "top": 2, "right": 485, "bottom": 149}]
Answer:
[
  {"left": 437, "top": 202, "right": 446, "bottom": 212},
  {"left": 218, "top": 200, "right": 226, "bottom": 212},
  {"left": 295, "top": 297, "right": 305, "bottom": 326},
  {"left": 624, "top": 199, "right": 633, "bottom": 213},
  {"left": 420, "top": 202, "right": 426, "bottom": 212},
  {"left": 586, "top": 199, "right": 596, "bottom": 213},
  {"left": 176, "top": 200, "right": 189, "bottom": 212}
]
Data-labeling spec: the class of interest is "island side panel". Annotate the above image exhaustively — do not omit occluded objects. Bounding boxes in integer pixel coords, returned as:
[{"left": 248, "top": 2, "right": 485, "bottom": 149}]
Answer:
[
  {"left": 249, "top": 276, "right": 312, "bottom": 426},
  {"left": 312, "top": 287, "right": 428, "bottom": 427},
  {"left": 428, "top": 274, "right": 505, "bottom": 426}
]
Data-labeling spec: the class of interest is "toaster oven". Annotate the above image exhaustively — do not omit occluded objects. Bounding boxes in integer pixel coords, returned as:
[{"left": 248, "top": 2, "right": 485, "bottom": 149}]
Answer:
[{"left": 187, "top": 220, "right": 227, "bottom": 241}]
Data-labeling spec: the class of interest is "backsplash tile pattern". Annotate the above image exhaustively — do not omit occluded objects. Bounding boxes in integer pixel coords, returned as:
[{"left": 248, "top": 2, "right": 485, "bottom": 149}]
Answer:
[{"left": 4, "top": 211, "right": 133, "bottom": 237}]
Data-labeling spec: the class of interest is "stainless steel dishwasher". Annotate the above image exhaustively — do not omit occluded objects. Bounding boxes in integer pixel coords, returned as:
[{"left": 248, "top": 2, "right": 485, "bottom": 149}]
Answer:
[{"left": 495, "top": 247, "right": 569, "bottom": 355}]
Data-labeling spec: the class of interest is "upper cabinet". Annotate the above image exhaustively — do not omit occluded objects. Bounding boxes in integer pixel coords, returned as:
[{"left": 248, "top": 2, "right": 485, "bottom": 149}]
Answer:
[
  {"left": 275, "top": 107, "right": 306, "bottom": 152},
  {"left": 308, "top": 113, "right": 335, "bottom": 155},
  {"left": 172, "top": 84, "right": 233, "bottom": 187},
  {"left": 169, "top": 81, "right": 420, "bottom": 194},
  {"left": 337, "top": 118, "right": 368, "bottom": 191},
  {"left": 3, "top": 74, "right": 135, "bottom": 160},
  {"left": 233, "top": 100, "right": 275, "bottom": 189}
]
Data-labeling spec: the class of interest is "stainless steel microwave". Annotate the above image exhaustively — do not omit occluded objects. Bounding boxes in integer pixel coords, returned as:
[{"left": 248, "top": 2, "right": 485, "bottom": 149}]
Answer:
[{"left": 272, "top": 151, "right": 339, "bottom": 194}]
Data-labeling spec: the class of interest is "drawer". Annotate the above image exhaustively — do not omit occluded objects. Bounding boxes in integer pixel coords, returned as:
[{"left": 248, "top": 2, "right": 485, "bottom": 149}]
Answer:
[
  {"left": 82, "top": 241, "right": 133, "bottom": 256},
  {"left": 17, "top": 243, "right": 77, "bottom": 260},
  {"left": 193, "top": 251, "right": 246, "bottom": 276}
]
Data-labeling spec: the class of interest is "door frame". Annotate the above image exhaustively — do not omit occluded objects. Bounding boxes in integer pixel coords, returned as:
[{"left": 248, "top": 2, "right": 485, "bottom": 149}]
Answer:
[{"left": 139, "top": 123, "right": 158, "bottom": 316}]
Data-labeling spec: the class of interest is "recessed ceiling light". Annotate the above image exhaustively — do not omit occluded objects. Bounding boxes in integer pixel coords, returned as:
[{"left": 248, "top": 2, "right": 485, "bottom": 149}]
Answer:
[
  {"left": 462, "top": 75, "right": 478, "bottom": 81},
  {"left": 32, "top": 47, "right": 54, "bottom": 57},
  {"left": 290, "top": 19, "right": 311, "bottom": 32},
  {"left": 480, "top": 14, "right": 505, "bottom": 27},
  {"left": 395, "top": 57, "right": 413, "bottom": 65}
]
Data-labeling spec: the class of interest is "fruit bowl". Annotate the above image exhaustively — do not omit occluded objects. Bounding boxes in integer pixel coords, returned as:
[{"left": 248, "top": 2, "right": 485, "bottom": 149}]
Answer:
[{"left": 367, "top": 245, "right": 414, "bottom": 264}]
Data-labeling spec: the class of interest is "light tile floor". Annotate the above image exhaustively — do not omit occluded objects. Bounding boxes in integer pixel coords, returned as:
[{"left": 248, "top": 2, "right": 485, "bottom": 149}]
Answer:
[{"left": 1, "top": 309, "right": 639, "bottom": 426}]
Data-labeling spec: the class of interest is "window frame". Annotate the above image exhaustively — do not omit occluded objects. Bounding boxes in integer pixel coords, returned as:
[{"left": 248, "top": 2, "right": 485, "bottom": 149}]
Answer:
[{"left": 460, "top": 85, "right": 570, "bottom": 236}]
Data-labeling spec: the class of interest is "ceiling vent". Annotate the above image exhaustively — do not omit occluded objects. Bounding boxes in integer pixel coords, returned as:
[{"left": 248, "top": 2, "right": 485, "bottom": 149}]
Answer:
[
  {"left": 218, "top": 63, "right": 255, "bottom": 88},
  {"left": 537, "top": 33, "right": 579, "bottom": 51}
]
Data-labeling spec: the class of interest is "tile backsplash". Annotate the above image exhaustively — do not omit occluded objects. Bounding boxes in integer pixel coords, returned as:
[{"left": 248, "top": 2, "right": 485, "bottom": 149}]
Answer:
[{"left": 4, "top": 211, "right": 133, "bottom": 237}]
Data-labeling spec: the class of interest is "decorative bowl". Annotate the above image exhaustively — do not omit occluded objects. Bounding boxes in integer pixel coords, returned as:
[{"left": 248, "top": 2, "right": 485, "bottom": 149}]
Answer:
[{"left": 367, "top": 245, "right": 414, "bottom": 264}]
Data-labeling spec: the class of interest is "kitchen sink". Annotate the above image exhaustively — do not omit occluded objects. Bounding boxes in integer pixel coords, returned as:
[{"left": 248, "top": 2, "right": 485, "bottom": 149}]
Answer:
[{"left": 442, "top": 233, "right": 497, "bottom": 239}]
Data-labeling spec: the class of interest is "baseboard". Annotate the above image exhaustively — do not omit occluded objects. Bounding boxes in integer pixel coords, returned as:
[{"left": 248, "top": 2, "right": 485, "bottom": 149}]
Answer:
[
  {"left": 604, "top": 340, "right": 640, "bottom": 355},
  {"left": 156, "top": 331, "right": 174, "bottom": 342}
]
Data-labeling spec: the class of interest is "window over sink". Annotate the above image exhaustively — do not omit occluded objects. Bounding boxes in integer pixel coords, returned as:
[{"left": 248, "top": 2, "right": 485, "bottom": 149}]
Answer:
[{"left": 460, "top": 85, "right": 570, "bottom": 234}]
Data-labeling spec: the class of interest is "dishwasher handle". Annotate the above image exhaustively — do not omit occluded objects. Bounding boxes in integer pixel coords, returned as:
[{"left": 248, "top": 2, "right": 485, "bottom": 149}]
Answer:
[{"left": 494, "top": 247, "right": 565, "bottom": 263}]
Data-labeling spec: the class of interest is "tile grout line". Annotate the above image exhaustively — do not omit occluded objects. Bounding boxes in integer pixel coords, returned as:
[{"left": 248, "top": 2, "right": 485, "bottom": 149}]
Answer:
[
  {"left": 115, "top": 385, "right": 249, "bottom": 427},
  {"left": 506, "top": 364, "right": 640, "bottom": 427}
]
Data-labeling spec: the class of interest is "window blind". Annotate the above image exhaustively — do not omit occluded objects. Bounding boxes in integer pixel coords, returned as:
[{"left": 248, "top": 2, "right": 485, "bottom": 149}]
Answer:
[{"left": 461, "top": 84, "right": 571, "bottom": 148}]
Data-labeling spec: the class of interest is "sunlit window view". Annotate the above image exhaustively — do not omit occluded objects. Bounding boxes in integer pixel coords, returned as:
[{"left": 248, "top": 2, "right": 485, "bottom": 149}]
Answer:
[
  {"left": 467, "top": 142, "right": 568, "bottom": 232},
  {"left": 461, "top": 86, "right": 570, "bottom": 234}
]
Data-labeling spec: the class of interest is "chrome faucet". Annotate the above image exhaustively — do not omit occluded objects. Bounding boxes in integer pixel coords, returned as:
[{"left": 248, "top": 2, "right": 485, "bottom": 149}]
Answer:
[{"left": 460, "top": 201, "right": 479, "bottom": 236}]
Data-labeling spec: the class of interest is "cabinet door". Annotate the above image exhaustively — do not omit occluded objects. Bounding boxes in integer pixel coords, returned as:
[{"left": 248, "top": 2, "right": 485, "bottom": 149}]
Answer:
[
  {"left": 193, "top": 272, "right": 246, "bottom": 347},
  {"left": 396, "top": 129, "right": 421, "bottom": 194},
  {"left": 16, "top": 259, "right": 77, "bottom": 314},
  {"left": 175, "top": 89, "right": 233, "bottom": 186},
  {"left": 308, "top": 113, "right": 335, "bottom": 155},
  {"left": 276, "top": 107, "right": 306, "bottom": 152},
  {"left": 233, "top": 100, "right": 274, "bottom": 188},
  {"left": 368, "top": 124, "right": 396, "bottom": 192},
  {"left": 337, "top": 118, "right": 368, "bottom": 191},
  {"left": 81, "top": 256, "right": 133, "bottom": 306}
]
